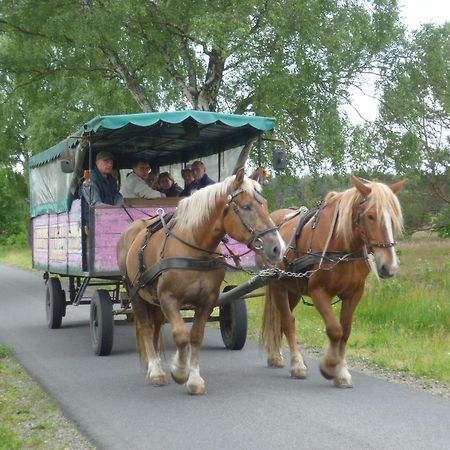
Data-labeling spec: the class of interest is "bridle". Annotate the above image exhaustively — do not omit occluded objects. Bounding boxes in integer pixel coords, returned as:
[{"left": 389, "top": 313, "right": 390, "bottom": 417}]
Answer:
[
  {"left": 356, "top": 198, "right": 396, "bottom": 250},
  {"left": 224, "top": 187, "right": 279, "bottom": 251}
]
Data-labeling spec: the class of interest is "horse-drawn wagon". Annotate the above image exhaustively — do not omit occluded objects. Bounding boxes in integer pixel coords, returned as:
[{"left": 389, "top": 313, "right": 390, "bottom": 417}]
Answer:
[{"left": 29, "top": 110, "right": 282, "bottom": 357}]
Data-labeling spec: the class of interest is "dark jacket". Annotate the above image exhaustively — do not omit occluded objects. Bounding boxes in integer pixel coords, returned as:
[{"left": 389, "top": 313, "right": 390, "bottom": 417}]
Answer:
[
  {"left": 81, "top": 168, "right": 123, "bottom": 206},
  {"left": 180, "top": 182, "right": 196, "bottom": 197},
  {"left": 194, "top": 173, "right": 215, "bottom": 190},
  {"left": 160, "top": 182, "right": 183, "bottom": 197}
]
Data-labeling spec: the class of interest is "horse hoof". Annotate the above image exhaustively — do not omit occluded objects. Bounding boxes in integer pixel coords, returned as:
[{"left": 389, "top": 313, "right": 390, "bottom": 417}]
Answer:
[
  {"left": 267, "top": 357, "right": 284, "bottom": 368},
  {"left": 148, "top": 375, "right": 168, "bottom": 386},
  {"left": 290, "top": 368, "right": 308, "bottom": 379},
  {"left": 187, "top": 384, "right": 207, "bottom": 395},
  {"left": 319, "top": 367, "right": 334, "bottom": 380},
  {"left": 171, "top": 371, "right": 189, "bottom": 385},
  {"left": 334, "top": 378, "right": 353, "bottom": 388}
]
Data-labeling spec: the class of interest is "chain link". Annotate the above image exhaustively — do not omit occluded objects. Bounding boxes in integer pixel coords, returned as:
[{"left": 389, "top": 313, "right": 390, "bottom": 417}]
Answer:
[{"left": 235, "top": 251, "right": 368, "bottom": 280}]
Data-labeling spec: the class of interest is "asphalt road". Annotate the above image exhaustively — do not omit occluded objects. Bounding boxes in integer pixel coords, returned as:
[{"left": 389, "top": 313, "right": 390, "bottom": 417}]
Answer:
[{"left": 0, "top": 265, "right": 449, "bottom": 450}]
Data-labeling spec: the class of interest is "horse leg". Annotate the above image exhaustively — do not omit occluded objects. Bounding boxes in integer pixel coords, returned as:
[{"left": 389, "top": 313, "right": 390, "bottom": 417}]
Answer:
[
  {"left": 262, "top": 284, "right": 307, "bottom": 378},
  {"left": 286, "top": 291, "right": 308, "bottom": 379},
  {"left": 185, "top": 303, "right": 215, "bottom": 395},
  {"left": 160, "top": 296, "right": 191, "bottom": 385},
  {"left": 333, "top": 291, "right": 364, "bottom": 388},
  {"left": 311, "top": 288, "right": 348, "bottom": 386},
  {"left": 131, "top": 296, "right": 167, "bottom": 386}
]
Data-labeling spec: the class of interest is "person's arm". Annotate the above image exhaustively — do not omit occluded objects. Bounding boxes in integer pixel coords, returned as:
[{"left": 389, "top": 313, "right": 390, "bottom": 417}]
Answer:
[
  {"left": 134, "top": 178, "right": 163, "bottom": 199},
  {"left": 80, "top": 179, "right": 108, "bottom": 206}
]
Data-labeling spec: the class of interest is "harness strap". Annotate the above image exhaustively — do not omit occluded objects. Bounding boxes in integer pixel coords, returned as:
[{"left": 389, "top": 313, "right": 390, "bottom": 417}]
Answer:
[
  {"left": 138, "top": 212, "right": 175, "bottom": 272},
  {"left": 282, "top": 207, "right": 317, "bottom": 266},
  {"left": 286, "top": 250, "right": 367, "bottom": 274},
  {"left": 128, "top": 257, "right": 226, "bottom": 301}
]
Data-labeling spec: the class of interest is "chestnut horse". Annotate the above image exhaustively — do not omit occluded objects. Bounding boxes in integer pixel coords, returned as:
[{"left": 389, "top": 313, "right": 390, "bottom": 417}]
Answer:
[
  {"left": 260, "top": 174, "right": 406, "bottom": 388},
  {"left": 117, "top": 169, "right": 284, "bottom": 394}
]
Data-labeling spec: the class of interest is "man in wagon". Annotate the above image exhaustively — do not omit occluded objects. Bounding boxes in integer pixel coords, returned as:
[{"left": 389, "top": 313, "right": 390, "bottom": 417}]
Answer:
[
  {"left": 120, "top": 160, "right": 165, "bottom": 199},
  {"left": 191, "top": 160, "right": 215, "bottom": 191},
  {"left": 80, "top": 151, "right": 124, "bottom": 207}
]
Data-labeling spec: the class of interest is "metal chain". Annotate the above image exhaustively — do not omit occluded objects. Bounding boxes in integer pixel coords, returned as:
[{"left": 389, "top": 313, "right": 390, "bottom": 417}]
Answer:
[{"left": 234, "top": 250, "right": 368, "bottom": 279}]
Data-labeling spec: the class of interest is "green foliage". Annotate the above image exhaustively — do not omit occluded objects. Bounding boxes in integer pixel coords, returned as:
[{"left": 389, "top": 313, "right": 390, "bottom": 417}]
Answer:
[
  {"left": 0, "top": 168, "right": 28, "bottom": 246},
  {"left": 375, "top": 24, "right": 450, "bottom": 184},
  {"left": 432, "top": 204, "right": 450, "bottom": 237}
]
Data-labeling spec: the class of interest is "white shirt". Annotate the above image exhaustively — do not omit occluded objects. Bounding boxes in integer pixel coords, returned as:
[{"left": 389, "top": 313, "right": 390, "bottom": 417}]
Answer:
[{"left": 120, "top": 171, "right": 162, "bottom": 199}]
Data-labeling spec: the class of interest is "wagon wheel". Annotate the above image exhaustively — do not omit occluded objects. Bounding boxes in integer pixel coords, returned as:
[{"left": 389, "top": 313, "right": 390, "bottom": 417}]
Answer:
[
  {"left": 90, "top": 290, "right": 114, "bottom": 356},
  {"left": 46, "top": 277, "right": 66, "bottom": 329},
  {"left": 219, "top": 285, "right": 247, "bottom": 350}
]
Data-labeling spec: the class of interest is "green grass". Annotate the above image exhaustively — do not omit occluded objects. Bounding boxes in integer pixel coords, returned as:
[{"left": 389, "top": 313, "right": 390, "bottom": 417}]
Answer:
[
  {"left": 0, "top": 344, "right": 94, "bottom": 449},
  {"left": 224, "top": 237, "right": 450, "bottom": 384},
  {"left": 0, "top": 246, "right": 32, "bottom": 270}
]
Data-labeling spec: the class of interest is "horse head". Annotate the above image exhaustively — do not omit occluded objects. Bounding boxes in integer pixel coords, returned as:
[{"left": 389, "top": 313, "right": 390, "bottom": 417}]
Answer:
[
  {"left": 352, "top": 174, "right": 407, "bottom": 278},
  {"left": 224, "top": 168, "right": 285, "bottom": 266}
]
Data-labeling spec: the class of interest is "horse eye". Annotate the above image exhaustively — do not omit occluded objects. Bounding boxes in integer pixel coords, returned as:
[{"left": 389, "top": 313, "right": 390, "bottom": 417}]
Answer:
[
  {"left": 367, "top": 214, "right": 375, "bottom": 222},
  {"left": 241, "top": 204, "right": 252, "bottom": 211}
]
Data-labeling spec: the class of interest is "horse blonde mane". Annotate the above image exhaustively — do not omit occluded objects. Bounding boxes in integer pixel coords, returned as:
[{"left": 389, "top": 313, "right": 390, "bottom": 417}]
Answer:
[
  {"left": 175, "top": 175, "right": 261, "bottom": 231},
  {"left": 325, "top": 181, "right": 404, "bottom": 250}
]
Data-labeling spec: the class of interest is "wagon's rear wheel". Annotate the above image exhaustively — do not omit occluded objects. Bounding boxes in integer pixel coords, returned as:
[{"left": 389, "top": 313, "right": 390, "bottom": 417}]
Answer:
[
  {"left": 90, "top": 290, "right": 114, "bottom": 356},
  {"left": 219, "top": 285, "right": 247, "bottom": 350},
  {"left": 46, "top": 277, "right": 66, "bottom": 329}
]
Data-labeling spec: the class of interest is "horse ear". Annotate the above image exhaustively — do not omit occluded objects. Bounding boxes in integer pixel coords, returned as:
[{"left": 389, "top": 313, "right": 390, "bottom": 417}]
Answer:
[
  {"left": 351, "top": 174, "right": 371, "bottom": 197},
  {"left": 389, "top": 179, "right": 408, "bottom": 194},
  {"left": 233, "top": 167, "right": 245, "bottom": 188},
  {"left": 249, "top": 167, "right": 262, "bottom": 181}
]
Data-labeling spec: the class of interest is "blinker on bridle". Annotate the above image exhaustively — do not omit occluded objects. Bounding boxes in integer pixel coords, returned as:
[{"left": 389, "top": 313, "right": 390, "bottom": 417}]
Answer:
[
  {"left": 356, "top": 197, "right": 396, "bottom": 249},
  {"left": 225, "top": 187, "right": 278, "bottom": 250}
]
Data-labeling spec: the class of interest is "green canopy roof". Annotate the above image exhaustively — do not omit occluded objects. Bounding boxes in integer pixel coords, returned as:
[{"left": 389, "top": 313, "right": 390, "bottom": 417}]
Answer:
[{"left": 30, "top": 110, "right": 275, "bottom": 169}]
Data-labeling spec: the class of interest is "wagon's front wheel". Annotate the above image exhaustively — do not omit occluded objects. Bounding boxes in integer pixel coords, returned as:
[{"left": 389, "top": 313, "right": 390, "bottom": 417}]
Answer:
[
  {"left": 219, "top": 285, "right": 247, "bottom": 350},
  {"left": 46, "top": 277, "right": 66, "bottom": 329},
  {"left": 90, "top": 290, "right": 114, "bottom": 356}
]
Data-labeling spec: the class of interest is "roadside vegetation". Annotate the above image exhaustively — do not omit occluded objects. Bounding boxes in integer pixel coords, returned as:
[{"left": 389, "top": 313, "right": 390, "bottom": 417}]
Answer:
[{"left": 0, "top": 345, "right": 94, "bottom": 449}]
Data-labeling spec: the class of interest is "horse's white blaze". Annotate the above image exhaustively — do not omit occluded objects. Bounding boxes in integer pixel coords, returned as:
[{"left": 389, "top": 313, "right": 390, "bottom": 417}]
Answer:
[
  {"left": 275, "top": 229, "right": 286, "bottom": 254},
  {"left": 383, "top": 208, "right": 399, "bottom": 272}
]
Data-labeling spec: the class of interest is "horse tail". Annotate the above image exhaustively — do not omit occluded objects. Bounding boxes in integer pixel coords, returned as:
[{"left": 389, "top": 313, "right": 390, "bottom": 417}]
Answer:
[{"left": 260, "top": 284, "right": 283, "bottom": 361}]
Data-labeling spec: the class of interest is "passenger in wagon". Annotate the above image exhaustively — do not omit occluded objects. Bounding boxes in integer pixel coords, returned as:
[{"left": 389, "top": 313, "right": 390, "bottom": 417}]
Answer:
[
  {"left": 191, "top": 160, "right": 215, "bottom": 190},
  {"left": 80, "top": 151, "right": 124, "bottom": 207},
  {"left": 157, "top": 172, "right": 183, "bottom": 197},
  {"left": 180, "top": 167, "right": 196, "bottom": 196},
  {"left": 120, "top": 160, "right": 165, "bottom": 199}
]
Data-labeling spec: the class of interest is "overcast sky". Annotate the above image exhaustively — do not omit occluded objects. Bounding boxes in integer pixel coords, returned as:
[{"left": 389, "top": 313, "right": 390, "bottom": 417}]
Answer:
[{"left": 400, "top": 0, "right": 450, "bottom": 29}]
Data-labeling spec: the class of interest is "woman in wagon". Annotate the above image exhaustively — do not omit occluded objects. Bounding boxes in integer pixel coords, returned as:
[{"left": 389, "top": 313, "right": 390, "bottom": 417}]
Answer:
[
  {"left": 191, "top": 160, "right": 215, "bottom": 190},
  {"left": 179, "top": 167, "right": 195, "bottom": 196},
  {"left": 80, "top": 151, "right": 124, "bottom": 207},
  {"left": 157, "top": 172, "right": 183, "bottom": 197},
  {"left": 120, "top": 160, "right": 165, "bottom": 199}
]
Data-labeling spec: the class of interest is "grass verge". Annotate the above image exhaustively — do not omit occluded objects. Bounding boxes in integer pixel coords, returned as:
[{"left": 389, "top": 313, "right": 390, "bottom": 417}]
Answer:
[{"left": 0, "top": 344, "right": 94, "bottom": 449}]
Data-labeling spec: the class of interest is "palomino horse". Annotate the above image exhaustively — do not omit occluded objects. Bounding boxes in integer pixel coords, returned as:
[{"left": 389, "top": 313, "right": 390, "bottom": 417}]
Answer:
[
  {"left": 260, "top": 174, "right": 406, "bottom": 388},
  {"left": 117, "top": 168, "right": 284, "bottom": 394}
]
